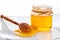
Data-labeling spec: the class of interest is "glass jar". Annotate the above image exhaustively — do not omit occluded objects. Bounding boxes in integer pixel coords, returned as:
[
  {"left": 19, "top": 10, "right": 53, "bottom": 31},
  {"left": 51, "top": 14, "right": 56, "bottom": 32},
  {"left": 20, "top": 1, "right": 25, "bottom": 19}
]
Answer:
[{"left": 31, "top": 5, "right": 53, "bottom": 32}]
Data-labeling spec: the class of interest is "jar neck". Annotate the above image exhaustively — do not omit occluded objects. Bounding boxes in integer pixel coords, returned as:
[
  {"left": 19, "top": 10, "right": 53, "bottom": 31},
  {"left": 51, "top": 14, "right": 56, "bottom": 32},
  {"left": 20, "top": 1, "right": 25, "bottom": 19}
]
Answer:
[
  {"left": 31, "top": 5, "right": 53, "bottom": 16},
  {"left": 31, "top": 10, "right": 53, "bottom": 16}
]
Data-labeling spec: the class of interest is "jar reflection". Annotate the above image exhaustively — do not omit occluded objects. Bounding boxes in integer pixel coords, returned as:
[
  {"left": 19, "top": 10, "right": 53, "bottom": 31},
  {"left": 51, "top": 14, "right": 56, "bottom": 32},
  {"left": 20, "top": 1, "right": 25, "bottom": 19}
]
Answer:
[{"left": 35, "top": 31, "right": 52, "bottom": 40}]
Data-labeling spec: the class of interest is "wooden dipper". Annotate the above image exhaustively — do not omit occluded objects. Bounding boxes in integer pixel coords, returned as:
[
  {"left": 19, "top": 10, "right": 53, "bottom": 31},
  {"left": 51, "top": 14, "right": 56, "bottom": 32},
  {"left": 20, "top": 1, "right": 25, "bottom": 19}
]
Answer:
[{"left": 1, "top": 15, "right": 31, "bottom": 33}]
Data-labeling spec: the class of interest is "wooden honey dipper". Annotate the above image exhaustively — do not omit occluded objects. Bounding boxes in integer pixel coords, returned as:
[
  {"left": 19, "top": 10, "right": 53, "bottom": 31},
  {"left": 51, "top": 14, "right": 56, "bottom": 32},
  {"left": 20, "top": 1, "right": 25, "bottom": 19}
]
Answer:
[{"left": 1, "top": 15, "right": 32, "bottom": 33}]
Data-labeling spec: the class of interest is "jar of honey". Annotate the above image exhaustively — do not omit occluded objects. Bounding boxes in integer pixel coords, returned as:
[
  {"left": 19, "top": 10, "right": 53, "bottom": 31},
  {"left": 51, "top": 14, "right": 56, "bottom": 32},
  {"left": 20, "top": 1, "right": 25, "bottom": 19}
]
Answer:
[{"left": 31, "top": 5, "right": 53, "bottom": 32}]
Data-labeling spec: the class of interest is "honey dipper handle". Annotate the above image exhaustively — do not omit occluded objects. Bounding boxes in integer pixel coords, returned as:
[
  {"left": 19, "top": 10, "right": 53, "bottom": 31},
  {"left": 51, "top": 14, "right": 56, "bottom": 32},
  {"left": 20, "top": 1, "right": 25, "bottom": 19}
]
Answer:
[{"left": 1, "top": 15, "right": 19, "bottom": 26}]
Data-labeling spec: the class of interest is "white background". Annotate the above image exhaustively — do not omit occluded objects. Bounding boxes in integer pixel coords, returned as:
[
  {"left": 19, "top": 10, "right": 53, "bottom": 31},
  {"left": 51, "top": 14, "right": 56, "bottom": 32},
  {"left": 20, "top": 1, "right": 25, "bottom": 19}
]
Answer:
[{"left": 0, "top": 0, "right": 60, "bottom": 16}]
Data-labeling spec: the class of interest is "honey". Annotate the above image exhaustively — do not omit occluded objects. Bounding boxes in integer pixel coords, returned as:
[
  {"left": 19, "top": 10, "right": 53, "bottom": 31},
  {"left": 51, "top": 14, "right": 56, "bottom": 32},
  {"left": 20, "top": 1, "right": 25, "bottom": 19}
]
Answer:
[
  {"left": 31, "top": 15, "right": 52, "bottom": 32},
  {"left": 14, "top": 29, "right": 37, "bottom": 37},
  {"left": 31, "top": 5, "right": 53, "bottom": 32},
  {"left": 14, "top": 23, "right": 37, "bottom": 37}
]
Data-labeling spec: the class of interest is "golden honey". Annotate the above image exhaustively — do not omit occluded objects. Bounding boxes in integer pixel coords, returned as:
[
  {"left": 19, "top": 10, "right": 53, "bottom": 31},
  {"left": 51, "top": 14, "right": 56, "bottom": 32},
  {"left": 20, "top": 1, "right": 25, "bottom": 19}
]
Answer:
[
  {"left": 14, "top": 23, "right": 37, "bottom": 37},
  {"left": 31, "top": 5, "right": 53, "bottom": 32},
  {"left": 14, "top": 29, "right": 37, "bottom": 37},
  {"left": 31, "top": 15, "right": 52, "bottom": 32}
]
